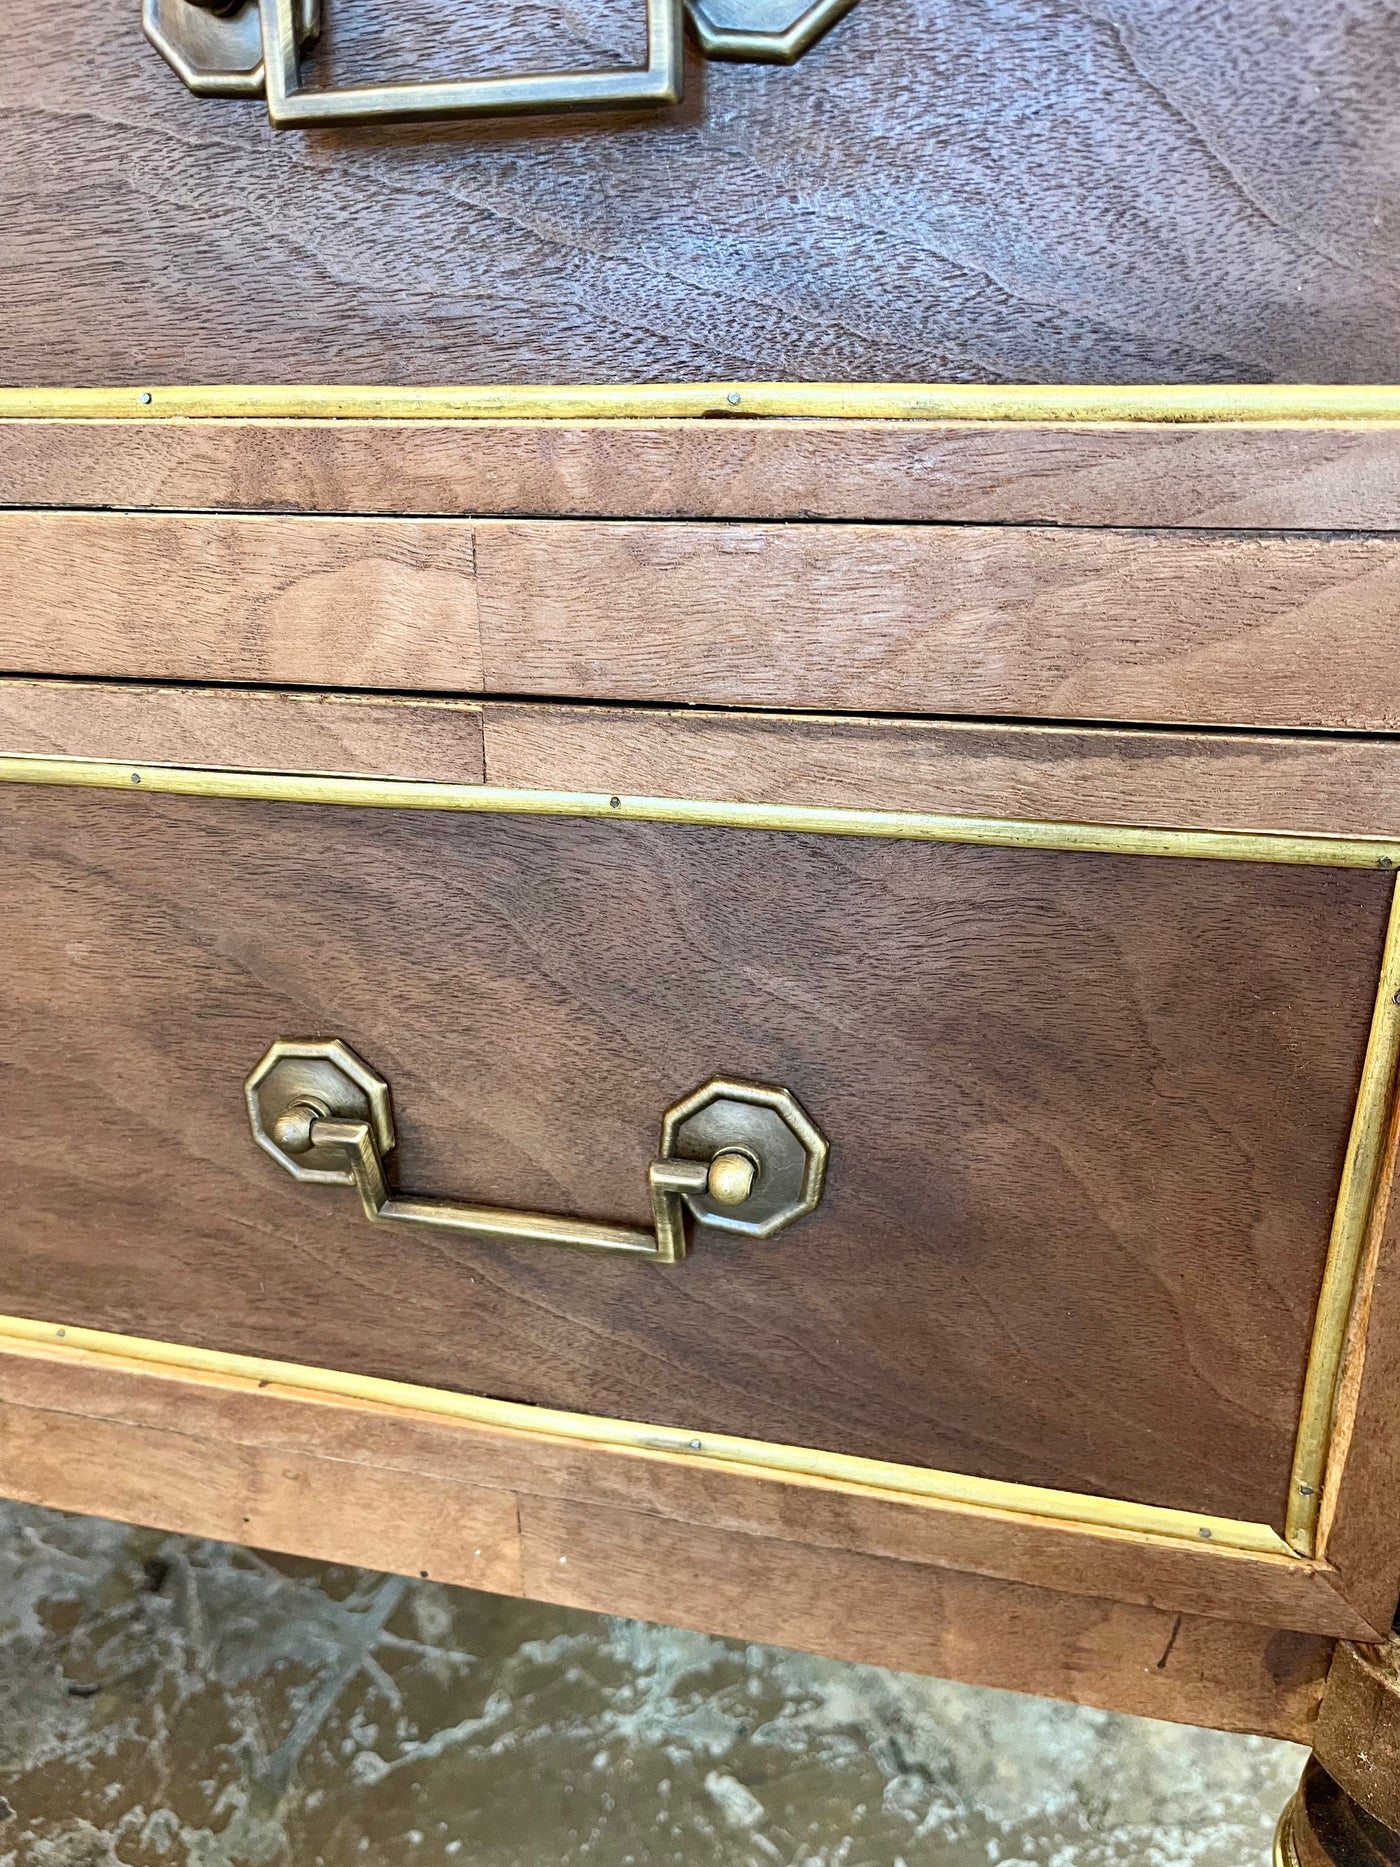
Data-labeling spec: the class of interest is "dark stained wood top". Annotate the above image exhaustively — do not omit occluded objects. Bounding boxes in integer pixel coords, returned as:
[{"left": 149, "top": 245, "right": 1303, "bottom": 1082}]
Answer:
[{"left": 3, "top": 0, "right": 1399, "bottom": 385}]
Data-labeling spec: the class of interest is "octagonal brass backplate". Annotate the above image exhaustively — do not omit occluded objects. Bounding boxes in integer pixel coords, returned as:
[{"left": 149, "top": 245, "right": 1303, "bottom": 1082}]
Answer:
[
  {"left": 143, "top": 0, "right": 318, "bottom": 99},
  {"left": 686, "top": 0, "right": 858, "bottom": 64},
  {"left": 245, "top": 1038, "right": 394, "bottom": 1186},
  {"left": 660, "top": 1079, "right": 827, "bottom": 1238}
]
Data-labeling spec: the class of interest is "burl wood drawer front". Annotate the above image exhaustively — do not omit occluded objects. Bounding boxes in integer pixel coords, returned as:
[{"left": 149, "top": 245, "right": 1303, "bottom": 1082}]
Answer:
[{"left": 1, "top": 783, "right": 1390, "bottom": 1540}]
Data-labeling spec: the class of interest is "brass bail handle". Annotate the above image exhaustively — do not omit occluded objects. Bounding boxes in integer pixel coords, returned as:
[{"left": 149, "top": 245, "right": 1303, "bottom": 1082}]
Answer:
[
  {"left": 245, "top": 1039, "right": 828, "bottom": 1264},
  {"left": 144, "top": 0, "right": 860, "bottom": 123}
]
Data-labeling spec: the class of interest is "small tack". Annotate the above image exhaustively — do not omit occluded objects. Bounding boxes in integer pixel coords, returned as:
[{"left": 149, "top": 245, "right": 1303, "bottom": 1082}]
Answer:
[
  {"left": 138, "top": 391, "right": 153, "bottom": 405},
  {"left": 727, "top": 391, "right": 741, "bottom": 406}
]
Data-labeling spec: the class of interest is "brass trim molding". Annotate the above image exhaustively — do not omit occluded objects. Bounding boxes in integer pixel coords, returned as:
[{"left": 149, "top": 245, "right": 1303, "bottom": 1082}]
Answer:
[
  {"left": 4, "top": 383, "right": 1400, "bottom": 424},
  {"left": 4, "top": 756, "right": 1400, "bottom": 871},
  {"left": 1288, "top": 876, "right": 1400, "bottom": 1554},
  {"left": 4, "top": 752, "right": 1398, "bottom": 1562},
  {"left": 0, "top": 1313, "right": 1295, "bottom": 1557}
]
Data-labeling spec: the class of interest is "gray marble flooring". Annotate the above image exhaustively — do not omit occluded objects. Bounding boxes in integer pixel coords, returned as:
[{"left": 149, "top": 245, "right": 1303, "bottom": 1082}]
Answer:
[{"left": 0, "top": 1503, "right": 1301, "bottom": 1866}]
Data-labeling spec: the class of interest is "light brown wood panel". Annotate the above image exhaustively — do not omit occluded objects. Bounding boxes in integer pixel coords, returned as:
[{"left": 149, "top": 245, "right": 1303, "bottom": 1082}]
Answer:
[
  {"left": 5, "top": 1, "right": 1400, "bottom": 385},
  {"left": 485, "top": 704, "right": 1400, "bottom": 840},
  {"left": 0, "top": 1335, "right": 1373, "bottom": 1636},
  {"left": 0, "top": 1398, "right": 522, "bottom": 1596},
  {"left": 0, "top": 680, "right": 485, "bottom": 782},
  {"left": 8, "top": 419, "right": 1400, "bottom": 530},
  {"left": 0, "top": 1337, "right": 1335, "bottom": 1736},
  {"left": 0, "top": 784, "right": 1387, "bottom": 1529},
  {"left": 522, "top": 1497, "right": 1334, "bottom": 1741},
  {"left": 15, "top": 512, "right": 1400, "bottom": 728},
  {"left": 0, "top": 511, "right": 481, "bottom": 690},
  {"left": 475, "top": 520, "right": 1400, "bottom": 729}
]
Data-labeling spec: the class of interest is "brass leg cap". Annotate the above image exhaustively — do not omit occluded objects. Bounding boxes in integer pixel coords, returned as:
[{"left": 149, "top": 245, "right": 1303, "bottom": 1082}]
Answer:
[{"left": 1279, "top": 1761, "right": 1400, "bottom": 1867}]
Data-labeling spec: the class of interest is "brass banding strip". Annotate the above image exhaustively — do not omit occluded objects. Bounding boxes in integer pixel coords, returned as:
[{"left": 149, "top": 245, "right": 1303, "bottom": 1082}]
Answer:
[
  {"left": 1286, "top": 873, "right": 1400, "bottom": 1554},
  {"left": 2, "top": 756, "right": 1399, "bottom": 871},
  {"left": 5, "top": 383, "right": 1400, "bottom": 424}
]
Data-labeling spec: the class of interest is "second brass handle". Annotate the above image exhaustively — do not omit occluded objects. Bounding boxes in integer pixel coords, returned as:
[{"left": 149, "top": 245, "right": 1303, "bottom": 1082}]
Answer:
[{"left": 246, "top": 1039, "right": 828, "bottom": 1264}]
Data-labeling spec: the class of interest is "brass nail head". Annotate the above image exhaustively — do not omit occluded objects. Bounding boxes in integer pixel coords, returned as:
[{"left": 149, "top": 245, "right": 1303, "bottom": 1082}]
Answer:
[{"left": 707, "top": 1149, "right": 758, "bottom": 1207}]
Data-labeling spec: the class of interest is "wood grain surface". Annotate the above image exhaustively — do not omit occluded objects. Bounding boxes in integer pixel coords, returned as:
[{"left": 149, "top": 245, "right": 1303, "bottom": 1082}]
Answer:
[
  {"left": 0, "top": 512, "right": 481, "bottom": 690},
  {"left": 0, "top": 680, "right": 486, "bottom": 782},
  {"left": 474, "top": 520, "right": 1400, "bottom": 728},
  {"left": 483, "top": 704, "right": 1400, "bottom": 840},
  {"left": 15, "top": 511, "right": 1400, "bottom": 729},
  {"left": 525, "top": 1498, "right": 1335, "bottom": 1740},
  {"left": 8, "top": 420, "right": 1400, "bottom": 530},
  {"left": 0, "top": 784, "right": 1387, "bottom": 1529},
  {"left": 0, "top": 1396, "right": 525, "bottom": 1597},
  {"left": 1314, "top": 1105, "right": 1400, "bottom": 1632},
  {"left": 0, "top": 1341, "right": 1334, "bottom": 1735},
  {"left": 3, "top": 1, "right": 1400, "bottom": 384}
]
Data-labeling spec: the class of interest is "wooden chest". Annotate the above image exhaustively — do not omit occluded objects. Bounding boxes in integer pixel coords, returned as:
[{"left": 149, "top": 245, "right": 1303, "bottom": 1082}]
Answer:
[{"left": 7, "top": 3, "right": 1400, "bottom": 1845}]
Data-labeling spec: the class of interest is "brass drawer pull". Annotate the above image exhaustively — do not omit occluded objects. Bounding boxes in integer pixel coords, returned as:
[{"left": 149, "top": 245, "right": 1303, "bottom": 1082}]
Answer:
[
  {"left": 146, "top": 0, "right": 680, "bottom": 123},
  {"left": 245, "top": 1039, "right": 827, "bottom": 1263},
  {"left": 145, "top": 0, "right": 855, "bottom": 124},
  {"left": 256, "top": 0, "right": 682, "bottom": 128}
]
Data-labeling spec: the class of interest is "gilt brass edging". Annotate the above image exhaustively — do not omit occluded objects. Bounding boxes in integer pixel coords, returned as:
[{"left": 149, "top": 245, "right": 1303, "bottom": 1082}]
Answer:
[
  {"left": 5, "top": 383, "right": 1400, "bottom": 424},
  {"left": 3, "top": 756, "right": 1400, "bottom": 871},
  {"left": 1286, "top": 873, "right": 1400, "bottom": 1557},
  {"left": 0, "top": 1313, "right": 1295, "bottom": 1557}
]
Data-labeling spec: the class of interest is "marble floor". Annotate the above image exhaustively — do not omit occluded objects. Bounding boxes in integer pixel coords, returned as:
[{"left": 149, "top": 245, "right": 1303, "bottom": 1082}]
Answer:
[{"left": 0, "top": 1502, "right": 1301, "bottom": 1866}]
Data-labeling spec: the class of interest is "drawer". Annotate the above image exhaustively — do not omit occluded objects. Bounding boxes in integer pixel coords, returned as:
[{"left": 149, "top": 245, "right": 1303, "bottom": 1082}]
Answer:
[{"left": 3, "top": 719, "right": 1398, "bottom": 1586}]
